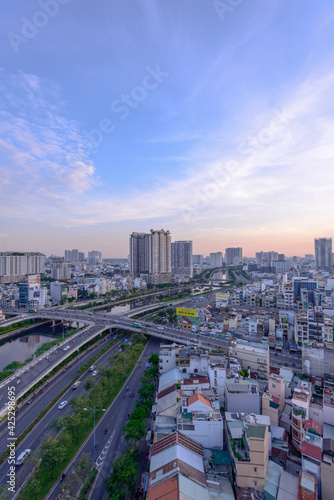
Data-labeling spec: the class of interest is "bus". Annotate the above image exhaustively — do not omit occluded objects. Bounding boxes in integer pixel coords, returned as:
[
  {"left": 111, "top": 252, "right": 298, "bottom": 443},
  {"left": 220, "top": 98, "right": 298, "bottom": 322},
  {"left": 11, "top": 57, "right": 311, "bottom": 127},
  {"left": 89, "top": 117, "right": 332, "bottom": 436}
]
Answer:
[
  {"left": 132, "top": 322, "right": 142, "bottom": 328},
  {"left": 29, "top": 309, "right": 37, "bottom": 313}
]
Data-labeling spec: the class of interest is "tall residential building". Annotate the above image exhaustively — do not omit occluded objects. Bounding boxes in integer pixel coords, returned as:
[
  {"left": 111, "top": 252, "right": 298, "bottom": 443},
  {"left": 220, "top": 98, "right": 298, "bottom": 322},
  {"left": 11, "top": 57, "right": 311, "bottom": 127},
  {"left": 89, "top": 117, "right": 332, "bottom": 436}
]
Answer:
[
  {"left": 315, "top": 237, "right": 332, "bottom": 272},
  {"left": 209, "top": 252, "right": 223, "bottom": 268},
  {"left": 129, "top": 233, "right": 149, "bottom": 276},
  {"left": 71, "top": 249, "right": 79, "bottom": 262},
  {"left": 87, "top": 251, "right": 102, "bottom": 265},
  {"left": 255, "top": 251, "right": 278, "bottom": 268},
  {"left": 171, "top": 241, "right": 193, "bottom": 277},
  {"left": 51, "top": 262, "right": 71, "bottom": 280},
  {"left": 225, "top": 247, "right": 242, "bottom": 266},
  {"left": 291, "top": 380, "right": 311, "bottom": 451},
  {"left": 0, "top": 252, "right": 45, "bottom": 283},
  {"left": 129, "top": 229, "right": 172, "bottom": 284},
  {"left": 193, "top": 254, "right": 203, "bottom": 265},
  {"left": 64, "top": 250, "right": 72, "bottom": 262},
  {"left": 65, "top": 249, "right": 85, "bottom": 262},
  {"left": 226, "top": 413, "right": 269, "bottom": 491}
]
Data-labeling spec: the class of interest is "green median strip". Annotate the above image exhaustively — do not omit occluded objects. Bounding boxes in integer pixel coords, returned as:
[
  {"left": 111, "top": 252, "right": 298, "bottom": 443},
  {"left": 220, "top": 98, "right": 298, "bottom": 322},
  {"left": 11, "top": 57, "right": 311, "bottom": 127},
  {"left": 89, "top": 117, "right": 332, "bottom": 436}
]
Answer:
[
  {"left": 17, "top": 335, "right": 148, "bottom": 500},
  {"left": 0, "top": 336, "right": 121, "bottom": 466}
]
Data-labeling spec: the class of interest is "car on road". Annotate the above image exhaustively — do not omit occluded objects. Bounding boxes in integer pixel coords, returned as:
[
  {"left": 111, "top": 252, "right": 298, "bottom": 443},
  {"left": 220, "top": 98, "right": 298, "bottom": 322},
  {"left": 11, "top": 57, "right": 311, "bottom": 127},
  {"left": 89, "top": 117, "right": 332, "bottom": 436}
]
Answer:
[
  {"left": 16, "top": 449, "right": 31, "bottom": 466},
  {"left": 71, "top": 381, "right": 81, "bottom": 389},
  {"left": 89, "top": 365, "right": 96, "bottom": 372},
  {"left": 92, "top": 370, "right": 98, "bottom": 376},
  {"left": 157, "top": 327, "right": 164, "bottom": 330},
  {"left": 58, "top": 401, "right": 67, "bottom": 410},
  {"left": 63, "top": 345, "right": 70, "bottom": 351}
]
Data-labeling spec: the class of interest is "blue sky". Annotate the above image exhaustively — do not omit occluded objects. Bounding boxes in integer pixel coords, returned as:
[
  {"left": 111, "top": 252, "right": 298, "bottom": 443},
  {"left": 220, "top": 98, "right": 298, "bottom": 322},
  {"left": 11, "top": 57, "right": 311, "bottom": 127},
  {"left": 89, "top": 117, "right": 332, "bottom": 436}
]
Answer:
[{"left": 1, "top": 0, "right": 334, "bottom": 257}]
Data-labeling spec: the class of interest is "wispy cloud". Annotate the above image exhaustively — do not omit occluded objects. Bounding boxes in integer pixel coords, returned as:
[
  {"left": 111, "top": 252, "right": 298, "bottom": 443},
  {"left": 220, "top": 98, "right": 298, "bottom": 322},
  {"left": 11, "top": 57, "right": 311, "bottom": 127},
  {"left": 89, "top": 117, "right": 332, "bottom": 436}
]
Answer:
[
  {"left": 0, "top": 69, "right": 97, "bottom": 207},
  {"left": 2, "top": 66, "right": 334, "bottom": 240}
]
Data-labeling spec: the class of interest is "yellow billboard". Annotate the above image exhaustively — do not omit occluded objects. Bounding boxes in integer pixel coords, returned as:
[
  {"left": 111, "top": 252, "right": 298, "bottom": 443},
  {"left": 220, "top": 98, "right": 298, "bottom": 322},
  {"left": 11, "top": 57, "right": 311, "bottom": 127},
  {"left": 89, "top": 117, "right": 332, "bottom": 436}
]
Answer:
[{"left": 176, "top": 307, "right": 197, "bottom": 318}]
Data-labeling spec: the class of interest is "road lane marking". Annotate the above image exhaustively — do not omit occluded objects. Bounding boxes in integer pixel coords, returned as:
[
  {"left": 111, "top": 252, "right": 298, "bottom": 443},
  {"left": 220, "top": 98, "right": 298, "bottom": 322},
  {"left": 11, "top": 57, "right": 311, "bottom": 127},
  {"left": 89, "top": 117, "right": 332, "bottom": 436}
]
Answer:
[{"left": 95, "top": 430, "right": 116, "bottom": 468}]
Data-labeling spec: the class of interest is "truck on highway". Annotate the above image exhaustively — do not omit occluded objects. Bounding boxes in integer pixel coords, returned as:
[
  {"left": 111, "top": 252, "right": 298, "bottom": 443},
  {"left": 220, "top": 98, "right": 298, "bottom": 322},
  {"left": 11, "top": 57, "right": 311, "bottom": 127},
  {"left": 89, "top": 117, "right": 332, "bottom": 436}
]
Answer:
[{"left": 132, "top": 322, "right": 142, "bottom": 328}]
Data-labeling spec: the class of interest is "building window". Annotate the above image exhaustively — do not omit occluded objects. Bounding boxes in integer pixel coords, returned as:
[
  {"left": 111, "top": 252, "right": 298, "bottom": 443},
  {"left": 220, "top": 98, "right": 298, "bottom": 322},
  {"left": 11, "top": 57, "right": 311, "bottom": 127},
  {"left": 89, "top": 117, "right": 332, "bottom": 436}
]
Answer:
[
  {"left": 254, "top": 481, "right": 257, "bottom": 486},
  {"left": 254, "top": 467, "right": 257, "bottom": 472},
  {"left": 194, "top": 368, "right": 198, "bottom": 373},
  {"left": 272, "top": 383, "right": 276, "bottom": 388}
]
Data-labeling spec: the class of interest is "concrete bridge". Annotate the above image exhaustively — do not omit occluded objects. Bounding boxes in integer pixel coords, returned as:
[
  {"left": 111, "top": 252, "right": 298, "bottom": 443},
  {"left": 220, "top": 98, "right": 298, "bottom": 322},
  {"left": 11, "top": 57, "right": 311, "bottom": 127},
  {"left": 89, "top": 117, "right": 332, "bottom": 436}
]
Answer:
[{"left": 0, "top": 307, "right": 225, "bottom": 409}]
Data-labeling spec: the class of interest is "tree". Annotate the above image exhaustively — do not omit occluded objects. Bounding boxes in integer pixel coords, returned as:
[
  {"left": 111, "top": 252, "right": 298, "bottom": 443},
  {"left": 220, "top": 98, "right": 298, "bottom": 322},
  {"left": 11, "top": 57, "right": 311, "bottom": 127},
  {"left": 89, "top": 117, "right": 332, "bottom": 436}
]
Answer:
[
  {"left": 239, "top": 368, "right": 249, "bottom": 379},
  {"left": 40, "top": 436, "right": 67, "bottom": 479},
  {"left": 123, "top": 417, "right": 146, "bottom": 444},
  {"left": 148, "top": 353, "right": 159, "bottom": 366},
  {"left": 138, "top": 382, "right": 155, "bottom": 401},
  {"left": 106, "top": 448, "right": 139, "bottom": 500},
  {"left": 84, "top": 376, "right": 96, "bottom": 391},
  {"left": 25, "top": 471, "right": 41, "bottom": 500},
  {"left": 76, "top": 454, "right": 92, "bottom": 483}
]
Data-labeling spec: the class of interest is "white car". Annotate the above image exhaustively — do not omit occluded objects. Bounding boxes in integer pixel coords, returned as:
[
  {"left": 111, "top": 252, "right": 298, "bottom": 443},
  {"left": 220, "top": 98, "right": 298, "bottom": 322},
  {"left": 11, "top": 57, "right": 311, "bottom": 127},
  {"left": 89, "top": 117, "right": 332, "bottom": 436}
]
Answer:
[
  {"left": 63, "top": 346, "right": 70, "bottom": 351},
  {"left": 92, "top": 370, "right": 98, "bottom": 376},
  {"left": 157, "top": 327, "right": 163, "bottom": 330},
  {"left": 58, "top": 401, "right": 67, "bottom": 410}
]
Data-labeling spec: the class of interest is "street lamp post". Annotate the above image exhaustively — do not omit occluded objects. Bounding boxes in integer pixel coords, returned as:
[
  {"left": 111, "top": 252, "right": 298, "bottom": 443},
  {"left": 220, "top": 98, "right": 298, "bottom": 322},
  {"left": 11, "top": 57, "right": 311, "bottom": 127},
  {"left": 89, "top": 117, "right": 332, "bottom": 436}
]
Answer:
[
  {"left": 124, "top": 338, "right": 128, "bottom": 382},
  {"left": 83, "top": 408, "right": 106, "bottom": 465},
  {"left": 77, "top": 348, "right": 80, "bottom": 375}
]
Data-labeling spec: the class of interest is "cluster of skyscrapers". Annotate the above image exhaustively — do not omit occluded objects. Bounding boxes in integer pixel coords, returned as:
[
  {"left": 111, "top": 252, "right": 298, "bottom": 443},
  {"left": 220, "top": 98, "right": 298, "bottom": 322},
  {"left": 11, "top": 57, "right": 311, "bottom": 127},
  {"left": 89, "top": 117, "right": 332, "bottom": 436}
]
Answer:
[
  {"left": 129, "top": 229, "right": 193, "bottom": 284},
  {"left": 64, "top": 249, "right": 85, "bottom": 262},
  {"left": 64, "top": 249, "right": 102, "bottom": 266}
]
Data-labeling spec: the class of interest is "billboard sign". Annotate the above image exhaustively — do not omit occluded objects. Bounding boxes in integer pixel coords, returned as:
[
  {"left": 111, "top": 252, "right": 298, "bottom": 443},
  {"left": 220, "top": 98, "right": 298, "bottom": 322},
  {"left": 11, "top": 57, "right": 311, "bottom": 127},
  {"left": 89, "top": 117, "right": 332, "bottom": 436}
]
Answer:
[
  {"left": 176, "top": 307, "right": 197, "bottom": 318},
  {"left": 27, "top": 274, "right": 40, "bottom": 285}
]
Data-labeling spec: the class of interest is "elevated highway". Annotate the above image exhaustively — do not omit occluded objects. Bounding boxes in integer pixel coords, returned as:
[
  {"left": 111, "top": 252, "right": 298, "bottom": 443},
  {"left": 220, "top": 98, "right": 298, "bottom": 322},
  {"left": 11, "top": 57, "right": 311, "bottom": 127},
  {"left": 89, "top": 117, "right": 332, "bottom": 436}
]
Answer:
[{"left": 0, "top": 307, "right": 226, "bottom": 414}]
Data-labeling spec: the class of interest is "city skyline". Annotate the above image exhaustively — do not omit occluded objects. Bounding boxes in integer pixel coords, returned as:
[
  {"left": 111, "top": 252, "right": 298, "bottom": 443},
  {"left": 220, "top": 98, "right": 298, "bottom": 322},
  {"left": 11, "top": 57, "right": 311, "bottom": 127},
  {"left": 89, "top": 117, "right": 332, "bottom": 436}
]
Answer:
[
  {"left": 1, "top": 2, "right": 334, "bottom": 256},
  {"left": 1, "top": 233, "right": 332, "bottom": 260}
]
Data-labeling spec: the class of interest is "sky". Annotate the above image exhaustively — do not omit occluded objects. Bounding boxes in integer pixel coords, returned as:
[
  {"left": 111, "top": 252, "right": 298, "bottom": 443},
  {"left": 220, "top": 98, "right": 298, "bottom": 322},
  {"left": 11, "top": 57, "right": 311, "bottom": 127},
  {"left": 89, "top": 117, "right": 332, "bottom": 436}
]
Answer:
[{"left": 1, "top": 0, "right": 334, "bottom": 258}]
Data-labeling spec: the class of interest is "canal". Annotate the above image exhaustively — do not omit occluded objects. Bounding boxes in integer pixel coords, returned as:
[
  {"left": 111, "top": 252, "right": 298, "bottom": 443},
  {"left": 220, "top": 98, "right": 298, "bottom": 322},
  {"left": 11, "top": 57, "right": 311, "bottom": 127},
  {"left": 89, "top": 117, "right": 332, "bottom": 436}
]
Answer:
[{"left": 0, "top": 321, "right": 78, "bottom": 371}]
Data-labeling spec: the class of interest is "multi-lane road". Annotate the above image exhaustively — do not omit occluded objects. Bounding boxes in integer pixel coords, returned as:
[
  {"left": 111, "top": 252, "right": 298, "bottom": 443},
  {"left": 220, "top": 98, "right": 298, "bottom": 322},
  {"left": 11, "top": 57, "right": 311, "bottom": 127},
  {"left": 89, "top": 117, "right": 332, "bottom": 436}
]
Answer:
[{"left": 0, "top": 332, "right": 127, "bottom": 496}]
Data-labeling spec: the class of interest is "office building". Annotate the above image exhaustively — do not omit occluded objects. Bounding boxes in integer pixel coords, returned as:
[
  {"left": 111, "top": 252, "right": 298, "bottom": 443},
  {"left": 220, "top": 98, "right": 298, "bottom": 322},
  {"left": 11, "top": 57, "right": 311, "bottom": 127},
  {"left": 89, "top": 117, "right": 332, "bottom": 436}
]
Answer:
[
  {"left": 50, "top": 282, "right": 68, "bottom": 303},
  {"left": 19, "top": 275, "right": 47, "bottom": 308},
  {"left": 293, "top": 277, "right": 318, "bottom": 300},
  {"left": 0, "top": 252, "right": 45, "bottom": 283},
  {"left": 78, "top": 252, "right": 85, "bottom": 261},
  {"left": 225, "top": 247, "right": 242, "bottom": 266},
  {"left": 171, "top": 240, "right": 193, "bottom": 277},
  {"left": 315, "top": 237, "right": 332, "bottom": 272},
  {"left": 87, "top": 251, "right": 102, "bottom": 266},
  {"left": 129, "top": 229, "right": 172, "bottom": 284},
  {"left": 209, "top": 252, "right": 223, "bottom": 267}
]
